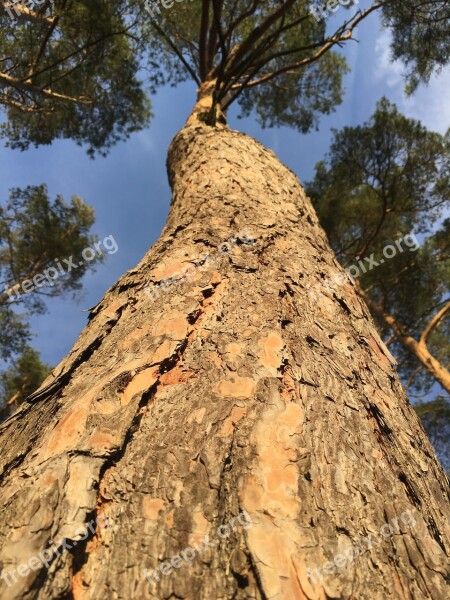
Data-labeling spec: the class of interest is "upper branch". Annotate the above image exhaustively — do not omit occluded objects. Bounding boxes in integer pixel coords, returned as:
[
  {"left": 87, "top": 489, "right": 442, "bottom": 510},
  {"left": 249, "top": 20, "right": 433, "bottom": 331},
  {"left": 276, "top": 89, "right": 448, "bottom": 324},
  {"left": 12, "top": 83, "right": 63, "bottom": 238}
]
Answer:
[
  {"left": 240, "top": 2, "right": 386, "bottom": 89},
  {"left": 419, "top": 301, "right": 450, "bottom": 348},
  {"left": 0, "top": 1, "right": 56, "bottom": 25}
]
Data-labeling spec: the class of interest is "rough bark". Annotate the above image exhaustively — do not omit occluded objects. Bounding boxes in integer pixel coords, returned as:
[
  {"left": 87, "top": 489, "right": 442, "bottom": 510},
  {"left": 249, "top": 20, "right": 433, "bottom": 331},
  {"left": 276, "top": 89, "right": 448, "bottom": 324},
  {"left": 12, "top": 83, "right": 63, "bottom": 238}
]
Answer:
[{"left": 0, "top": 120, "right": 449, "bottom": 600}]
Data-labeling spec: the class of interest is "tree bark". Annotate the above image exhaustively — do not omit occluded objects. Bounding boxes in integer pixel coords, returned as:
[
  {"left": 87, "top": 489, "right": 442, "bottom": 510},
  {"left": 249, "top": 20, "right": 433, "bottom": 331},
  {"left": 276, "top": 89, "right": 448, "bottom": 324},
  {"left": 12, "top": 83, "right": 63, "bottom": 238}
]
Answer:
[{"left": 0, "top": 120, "right": 449, "bottom": 600}]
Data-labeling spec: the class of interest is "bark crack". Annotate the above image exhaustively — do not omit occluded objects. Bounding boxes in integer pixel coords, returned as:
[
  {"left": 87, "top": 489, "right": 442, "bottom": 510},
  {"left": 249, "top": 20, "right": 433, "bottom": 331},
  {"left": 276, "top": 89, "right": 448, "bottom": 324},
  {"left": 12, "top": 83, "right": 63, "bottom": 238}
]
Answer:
[{"left": 67, "top": 278, "right": 227, "bottom": 596}]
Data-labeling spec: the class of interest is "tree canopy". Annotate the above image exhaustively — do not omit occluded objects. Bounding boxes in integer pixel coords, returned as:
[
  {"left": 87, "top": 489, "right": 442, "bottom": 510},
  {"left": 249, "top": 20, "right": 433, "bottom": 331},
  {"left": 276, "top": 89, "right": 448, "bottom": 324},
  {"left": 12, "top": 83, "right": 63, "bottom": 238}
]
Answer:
[
  {"left": 1, "top": 1, "right": 449, "bottom": 151},
  {"left": 0, "top": 346, "right": 50, "bottom": 421},
  {"left": 306, "top": 99, "right": 449, "bottom": 394},
  {"left": 0, "top": 185, "right": 102, "bottom": 417},
  {"left": 0, "top": 0, "right": 151, "bottom": 155},
  {"left": 381, "top": 0, "right": 450, "bottom": 94}
]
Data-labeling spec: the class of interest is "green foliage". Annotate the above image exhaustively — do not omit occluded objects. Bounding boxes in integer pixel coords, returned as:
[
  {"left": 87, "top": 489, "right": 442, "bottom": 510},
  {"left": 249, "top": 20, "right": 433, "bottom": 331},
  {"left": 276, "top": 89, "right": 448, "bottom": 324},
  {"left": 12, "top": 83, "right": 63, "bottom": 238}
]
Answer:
[
  {"left": 237, "top": 52, "right": 347, "bottom": 132},
  {"left": 0, "top": 0, "right": 151, "bottom": 155},
  {"left": 138, "top": 0, "right": 350, "bottom": 132},
  {"left": 0, "top": 306, "right": 30, "bottom": 361},
  {"left": 382, "top": 0, "right": 450, "bottom": 93},
  {"left": 1, "top": 1, "right": 450, "bottom": 148},
  {"left": 306, "top": 99, "right": 450, "bottom": 397},
  {"left": 0, "top": 184, "right": 100, "bottom": 313},
  {"left": 0, "top": 184, "right": 102, "bottom": 417},
  {"left": 0, "top": 346, "right": 51, "bottom": 421}
]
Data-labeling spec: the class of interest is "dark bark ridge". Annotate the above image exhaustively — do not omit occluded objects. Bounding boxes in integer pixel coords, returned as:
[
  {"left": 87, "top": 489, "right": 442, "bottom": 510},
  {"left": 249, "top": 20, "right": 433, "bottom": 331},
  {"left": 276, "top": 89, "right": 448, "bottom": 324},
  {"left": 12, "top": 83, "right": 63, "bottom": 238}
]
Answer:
[{"left": 0, "top": 122, "right": 449, "bottom": 599}]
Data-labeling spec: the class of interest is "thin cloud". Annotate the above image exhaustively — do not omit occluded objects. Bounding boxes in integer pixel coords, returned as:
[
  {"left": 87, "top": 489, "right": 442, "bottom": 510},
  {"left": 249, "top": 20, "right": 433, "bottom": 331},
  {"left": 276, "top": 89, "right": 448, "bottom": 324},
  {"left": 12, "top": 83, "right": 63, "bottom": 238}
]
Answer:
[{"left": 374, "top": 30, "right": 450, "bottom": 134}]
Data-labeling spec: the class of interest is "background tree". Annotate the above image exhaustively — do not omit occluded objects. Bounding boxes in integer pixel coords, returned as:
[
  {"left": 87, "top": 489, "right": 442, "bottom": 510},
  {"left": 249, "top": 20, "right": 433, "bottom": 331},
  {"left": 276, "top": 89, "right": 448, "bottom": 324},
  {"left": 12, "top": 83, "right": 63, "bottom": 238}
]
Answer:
[
  {"left": 0, "top": 346, "right": 51, "bottom": 421},
  {"left": 306, "top": 99, "right": 450, "bottom": 469},
  {"left": 0, "top": 2, "right": 450, "bottom": 599},
  {"left": 306, "top": 99, "right": 450, "bottom": 393},
  {"left": 0, "top": 184, "right": 101, "bottom": 419},
  {"left": 415, "top": 396, "right": 450, "bottom": 473},
  {"left": 381, "top": 0, "right": 450, "bottom": 93}
]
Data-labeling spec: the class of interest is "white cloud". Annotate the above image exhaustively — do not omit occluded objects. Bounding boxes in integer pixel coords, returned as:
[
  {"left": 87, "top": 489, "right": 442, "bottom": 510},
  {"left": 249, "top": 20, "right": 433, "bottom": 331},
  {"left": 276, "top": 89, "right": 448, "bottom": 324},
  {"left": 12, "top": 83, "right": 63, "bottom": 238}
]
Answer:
[
  {"left": 374, "top": 29, "right": 405, "bottom": 87},
  {"left": 400, "top": 70, "right": 450, "bottom": 135},
  {"left": 374, "top": 29, "right": 450, "bottom": 134}
]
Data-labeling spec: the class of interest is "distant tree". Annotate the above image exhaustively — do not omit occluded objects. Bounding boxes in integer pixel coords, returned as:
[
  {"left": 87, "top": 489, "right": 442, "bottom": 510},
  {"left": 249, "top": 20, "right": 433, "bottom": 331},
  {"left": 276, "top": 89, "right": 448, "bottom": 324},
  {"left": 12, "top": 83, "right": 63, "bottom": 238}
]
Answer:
[
  {"left": 0, "top": 346, "right": 51, "bottom": 421},
  {"left": 306, "top": 99, "right": 449, "bottom": 468},
  {"left": 381, "top": 0, "right": 450, "bottom": 93},
  {"left": 306, "top": 99, "right": 449, "bottom": 395},
  {"left": 0, "top": 184, "right": 101, "bottom": 309},
  {"left": 0, "top": 184, "right": 101, "bottom": 418}
]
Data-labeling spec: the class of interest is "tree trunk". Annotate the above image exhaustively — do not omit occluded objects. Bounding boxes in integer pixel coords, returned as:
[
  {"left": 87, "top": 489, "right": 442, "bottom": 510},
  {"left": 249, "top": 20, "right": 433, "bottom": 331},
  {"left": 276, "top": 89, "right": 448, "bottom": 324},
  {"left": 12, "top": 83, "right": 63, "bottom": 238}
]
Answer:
[
  {"left": 359, "top": 289, "right": 450, "bottom": 395},
  {"left": 0, "top": 120, "right": 449, "bottom": 600}
]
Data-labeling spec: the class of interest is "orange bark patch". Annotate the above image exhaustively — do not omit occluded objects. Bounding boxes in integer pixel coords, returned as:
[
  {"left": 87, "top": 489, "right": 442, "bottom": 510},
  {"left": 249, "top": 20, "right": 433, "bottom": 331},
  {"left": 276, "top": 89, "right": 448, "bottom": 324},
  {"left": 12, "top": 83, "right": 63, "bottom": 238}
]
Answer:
[
  {"left": 43, "top": 398, "right": 91, "bottom": 456},
  {"left": 87, "top": 431, "right": 117, "bottom": 452},
  {"left": 246, "top": 517, "right": 308, "bottom": 598},
  {"left": 226, "top": 343, "right": 241, "bottom": 354},
  {"left": 208, "top": 352, "right": 222, "bottom": 368},
  {"left": 218, "top": 406, "right": 248, "bottom": 436},
  {"left": 119, "top": 367, "right": 159, "bottom": 406},
  {"left": 292, "top": 558, "right": 325, "bottom": 600},
  {"left": 150, "top": 261, "right": 187, "bottom": 281},
  {"left": 189, "top": 512, "right": 210, "bottom": 547},
  {"left": 72, "top": 570, "right": 87, "bottom": 600},
  {"left": 151, "top": 311, "right": 188, "bottom": 341},
  {"left": 142, "top": 497, "right": 165, "bottom": 520},
  {"left": 241, "top": 399, "right": 303, "bottom": 518},
  {"left": 160, "top": 367, "right": 194, "bottom": 386},
  {"left": 258, "top": 332, "right": 284, "bottom": 370},
  {"left": 210, "top": 272, "right": 222, "bottom": 285},
  {"left": 101, "top": 301, "right": 124, "bottom": 317},
  {"left": 151, "top": 339, "right": 178, "bottom": 364},
  {"left": 275, "top": 239, "right": 295, "bottom": 251},
  {"left": 216, "top": 377, "right": 256, "bottom": 398}
]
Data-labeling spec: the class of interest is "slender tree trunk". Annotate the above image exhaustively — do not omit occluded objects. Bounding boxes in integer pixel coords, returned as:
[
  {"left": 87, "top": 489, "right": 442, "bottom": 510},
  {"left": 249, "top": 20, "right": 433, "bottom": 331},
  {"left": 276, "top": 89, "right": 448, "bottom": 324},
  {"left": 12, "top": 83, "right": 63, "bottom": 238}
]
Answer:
[
  {"left": 0, "top": 118, "right": 449, "bottom": 600},
  {"left": 360, "top": 290, "right": 450, "bottom": 394}
]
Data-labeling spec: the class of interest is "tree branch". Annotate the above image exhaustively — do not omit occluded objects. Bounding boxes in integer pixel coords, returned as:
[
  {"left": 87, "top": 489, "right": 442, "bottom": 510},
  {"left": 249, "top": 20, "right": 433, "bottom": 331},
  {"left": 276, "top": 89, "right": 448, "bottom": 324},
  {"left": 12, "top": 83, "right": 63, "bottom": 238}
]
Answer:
[
  {"left": 225, "top": 0, "right": 297, "bottom": 76},
  {"left": 240, "top": 2, "right": 386, "bottom": 89},
  {"left": 150, "top": 20, "right": 200, "bottom": 86},
  {"left": 0, "top": 2, "right": 56, "bottom": 25},
  {"left": 199, "top": 0, "right": 210, "bottom": 80},
  {"left": 419, "top": 301, "right": 450, "bottom": 348},
  {"left": 0, "top": 71, "right": 94, "bottom": 104}
]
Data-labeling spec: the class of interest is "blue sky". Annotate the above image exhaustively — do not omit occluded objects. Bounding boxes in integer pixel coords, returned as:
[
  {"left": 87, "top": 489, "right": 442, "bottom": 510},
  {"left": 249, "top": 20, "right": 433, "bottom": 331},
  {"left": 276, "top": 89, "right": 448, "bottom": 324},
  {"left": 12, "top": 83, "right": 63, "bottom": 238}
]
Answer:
[{"left": 0, "top": 7, "right": 449, "bottom": 368}]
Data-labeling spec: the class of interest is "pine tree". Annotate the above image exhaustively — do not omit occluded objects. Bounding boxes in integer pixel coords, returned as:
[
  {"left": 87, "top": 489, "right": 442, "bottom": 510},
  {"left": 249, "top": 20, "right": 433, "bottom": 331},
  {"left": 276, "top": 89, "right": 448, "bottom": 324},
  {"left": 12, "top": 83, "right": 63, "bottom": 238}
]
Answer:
[{"left": 0, "top": 2, "right": 449, "bottom": 599}]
